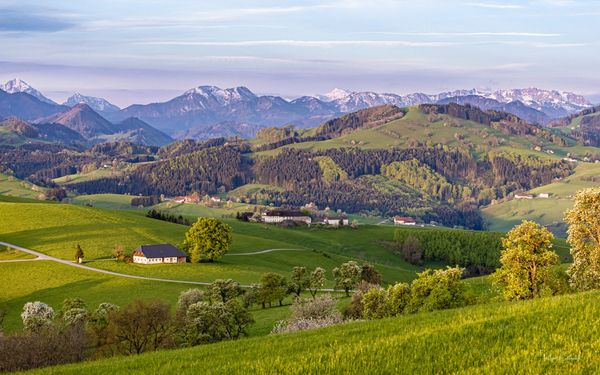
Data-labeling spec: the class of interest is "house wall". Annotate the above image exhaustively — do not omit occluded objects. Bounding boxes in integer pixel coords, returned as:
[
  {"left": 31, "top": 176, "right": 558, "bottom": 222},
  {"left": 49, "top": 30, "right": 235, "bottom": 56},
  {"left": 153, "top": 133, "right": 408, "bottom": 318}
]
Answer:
[{"left": 263, "top": 216, "right": 312, "bottom": 224}]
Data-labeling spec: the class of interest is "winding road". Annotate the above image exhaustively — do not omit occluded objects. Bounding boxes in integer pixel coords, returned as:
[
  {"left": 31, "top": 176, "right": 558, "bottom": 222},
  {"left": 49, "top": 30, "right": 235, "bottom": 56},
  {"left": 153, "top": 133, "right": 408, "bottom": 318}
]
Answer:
[{"left": 0, "top": 241, "right": 336, "bottom": 291}]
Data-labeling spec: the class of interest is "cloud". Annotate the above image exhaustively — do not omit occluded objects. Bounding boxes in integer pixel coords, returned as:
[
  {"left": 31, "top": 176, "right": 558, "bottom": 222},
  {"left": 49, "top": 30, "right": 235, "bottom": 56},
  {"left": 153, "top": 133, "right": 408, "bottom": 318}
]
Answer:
[
  {"left": 361, "top": 31, "right": 560, "bottom": 37},
  {"left": 465, "top": 2, "right": 525, "bottom": 9},
  {"left": 0, "top": 7, "right": 75, "bottom": 32},
  {"left": 138, "top": 40, "right": 458, "bottom": 47}
]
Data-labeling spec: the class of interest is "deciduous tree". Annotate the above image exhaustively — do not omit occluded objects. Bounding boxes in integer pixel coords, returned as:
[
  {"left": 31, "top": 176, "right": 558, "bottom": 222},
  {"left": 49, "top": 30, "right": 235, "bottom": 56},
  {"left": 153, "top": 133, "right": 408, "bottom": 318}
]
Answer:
[
  {"left": 565, "top": 188, "right": 600, "bottom": 290},
  {"left": 182, "top": 218, "right": 232, "bottom": 263},
  {"left": 492, "top": 220, "right": 562, "bottom": 300},
  {"left": 333, "top": 261, "right": 362, "bottom": 296}
]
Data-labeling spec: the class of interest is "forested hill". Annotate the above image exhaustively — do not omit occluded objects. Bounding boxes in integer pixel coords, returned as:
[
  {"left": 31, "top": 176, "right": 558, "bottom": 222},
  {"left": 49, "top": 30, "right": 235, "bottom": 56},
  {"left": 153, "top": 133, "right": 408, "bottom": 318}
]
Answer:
[{"left": 0, "top": 103, "right": 589, "bottom": 229}]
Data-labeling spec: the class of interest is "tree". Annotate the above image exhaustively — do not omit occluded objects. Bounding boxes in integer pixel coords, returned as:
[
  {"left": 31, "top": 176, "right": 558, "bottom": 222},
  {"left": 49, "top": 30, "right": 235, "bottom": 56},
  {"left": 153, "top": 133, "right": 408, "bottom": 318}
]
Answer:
[
  {"left": 74, "top": 244, "right": 84, "bottom": 264},
  {"left": 184, "top": 302, "right": 226, "bottom": 345},
  {"left": 222, "top": 300, "right": 254, "bottom": 339},
  {"left": 308, "top": 267, "right": 326, "bottom": 299},
  {"left": 406, "top": 267, "right": 470, "bottom": 313},
  {"left": 492, "top": 220, "right": 561, "bottom": 300},
  {"left": 176, "top": 289, "right": 205, "bottom": 320},
  {"left": 182, "top": 218, "right": 232, "bottom": 263},
  {"left": 565, "top": 188, "right": 600, "bottom": 290},
  {"left": 361, "top": 263, "right": 382, "bottom": 285},
  {"left": 401, "top": 236, "right": 423, "bottom": 265},
  {"left": 289, "top": 267, "right": 310, "bottom": 297},
  {"left": 208, "top": 279, "right": 243, "bottom": 303},
  {"left": 21, "top": 301, "right": 55, "bottom": 333},
  {"left": 258, "top": 273, "right": 288, "bottom": 308},
  {"left": 333, "top": 261, "right": 362, "bottom": 296},
  {"left": 89, "top": 303, "right": 119, "bottom": 353},
  {"left": 362, "top": 287, "right": 388, "bottom": 320},
  {"left": 108, "top": 300, "right": 174, "bottom": 354},
  {"left": 112, "top": 244, "right": 125, "bottom": 260}
]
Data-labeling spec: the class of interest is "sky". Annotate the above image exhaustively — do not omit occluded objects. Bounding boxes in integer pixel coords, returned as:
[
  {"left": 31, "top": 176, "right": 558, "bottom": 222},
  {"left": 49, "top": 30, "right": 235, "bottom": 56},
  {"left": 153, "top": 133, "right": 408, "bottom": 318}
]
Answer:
[{"left": 0, "top": 0, "right": 599, "bottom": 106}]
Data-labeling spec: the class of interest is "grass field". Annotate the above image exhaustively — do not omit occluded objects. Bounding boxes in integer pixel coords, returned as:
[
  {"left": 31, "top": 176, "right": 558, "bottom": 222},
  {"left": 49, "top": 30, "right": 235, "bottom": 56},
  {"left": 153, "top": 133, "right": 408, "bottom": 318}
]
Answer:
[
  {"left": 29, "top": 290, "right": 600, "bottom": 374},
  {"left": 0, "top": 246, "right": 37, "bottom": 260},
  {"left": 0, "top": 173, "right": 45, "bottom": 199},
  {"left": 483, "top": 162, "right": 600, "bottom": 234},
  {"left": 0, "top": 260, "right": 300, "bottom": 336}
]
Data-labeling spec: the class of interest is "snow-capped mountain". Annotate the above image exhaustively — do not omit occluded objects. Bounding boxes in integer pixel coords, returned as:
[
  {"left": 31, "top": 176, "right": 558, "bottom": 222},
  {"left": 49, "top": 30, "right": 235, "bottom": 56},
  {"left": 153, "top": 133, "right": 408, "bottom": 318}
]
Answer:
[
  {"left": 318, "top": 88, "right": 355, "bottom": 102},
  {"left": 63, "top": 93, "right": 120, "bottom": 113},
  {"left": 0, "top": 78, "right": 56, "bottom": 105}
]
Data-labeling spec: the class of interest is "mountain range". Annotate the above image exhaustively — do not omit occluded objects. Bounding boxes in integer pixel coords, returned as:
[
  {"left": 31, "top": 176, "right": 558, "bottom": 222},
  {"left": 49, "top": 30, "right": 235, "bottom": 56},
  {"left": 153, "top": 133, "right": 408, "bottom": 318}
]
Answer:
[{"left": 0, "top": 78, "right": 594, "bottom": 141}]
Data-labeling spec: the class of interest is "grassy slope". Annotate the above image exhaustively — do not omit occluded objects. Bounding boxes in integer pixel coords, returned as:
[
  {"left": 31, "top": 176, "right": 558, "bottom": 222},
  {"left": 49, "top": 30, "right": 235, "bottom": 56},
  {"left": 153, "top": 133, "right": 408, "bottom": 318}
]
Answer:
[
  {"left": 483, "top": 162, "right": 600, "bottom": 234},
  {"left": 31, "top": 290, "right": 600, "bottom": 375},
  {"left": 0, "top": 260, "right": 296, "bottom": 336},
  {"left": 255, "top": 107, "right": 571, "bottom": 159},
  {"left": 0, "top": 173, "right": 45, "bottom": 199}
]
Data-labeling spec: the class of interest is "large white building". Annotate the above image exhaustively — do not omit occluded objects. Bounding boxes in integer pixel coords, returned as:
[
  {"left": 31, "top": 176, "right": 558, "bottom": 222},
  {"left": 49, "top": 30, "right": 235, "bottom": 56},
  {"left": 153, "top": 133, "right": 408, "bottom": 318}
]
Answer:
[{"left": 262, "top": 210, "right": 312, "bottom": 225}]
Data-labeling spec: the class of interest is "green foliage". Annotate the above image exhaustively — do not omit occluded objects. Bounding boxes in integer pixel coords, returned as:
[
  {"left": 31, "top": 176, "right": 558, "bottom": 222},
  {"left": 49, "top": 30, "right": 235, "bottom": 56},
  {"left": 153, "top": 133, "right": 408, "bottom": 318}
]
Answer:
[
  {"left": 74, "top": 244, "right": 84, "bottom": 262},
  {"left": 382, "top": 159, "right": 465, "bottom": 202},
  {"left": 182, "top": 218, "right": 233, "bottom": 263},
  {"left": 289, "top": 267, "right": 310, "bottom": 297},
  {"left": 492, "top": 221, "right": 563, "bottom": 300},
  {"left": 208, "top": 280, "right": 243, "bottom": 303},
  {"left": 565, "top": 188, "right": 600, "bottom": 291},
  {"left": 360, "top": 263, "right": 382, "bottom": 285},
  {"left": 394, "top": 228, "right": 503, "bottom": 274},
  {"left": 184, "top": 300, "right": 253, "bottom": 345},
  {"left": 333, "top": 261, "right": 362, "bottom": 296},
  {"left": 400, "top": 235, "right": 423, "bottom": 265},
  {"left": 406, "top": 267, "right": 471, "bottom": 313},
  {"left": 308, "top": 267, "right": 327, "bottom": 299},
  {"left": 314, "top": 156, "right": 348, "bottom": 183},
  {"left": 258, "top": 273, "right": 288, "bottom": 308},
  {"left": 176, "top": 289, "right": 205, "bottom": 320},
  {"left": 362, "top": 288, "right": 389, "bottom": 319}
]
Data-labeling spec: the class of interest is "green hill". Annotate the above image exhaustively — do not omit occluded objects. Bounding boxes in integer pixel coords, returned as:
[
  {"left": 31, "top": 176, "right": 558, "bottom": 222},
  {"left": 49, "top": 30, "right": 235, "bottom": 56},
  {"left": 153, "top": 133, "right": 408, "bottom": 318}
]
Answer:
[
  {"left": 29, "top": 290, "right": 600, "bottom": 374},
  {"left": 483, "top": 162, "right": 600, "bottom": 235},
  {"left": 0, "top": 173, "right": 46, "bottom": 200}
]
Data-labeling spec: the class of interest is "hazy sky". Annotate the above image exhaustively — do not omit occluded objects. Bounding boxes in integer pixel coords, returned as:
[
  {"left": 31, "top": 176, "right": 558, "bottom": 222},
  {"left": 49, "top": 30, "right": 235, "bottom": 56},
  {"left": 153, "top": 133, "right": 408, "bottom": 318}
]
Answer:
[{"left": 1, "top": 0, "right": 599, "bottom": 106}]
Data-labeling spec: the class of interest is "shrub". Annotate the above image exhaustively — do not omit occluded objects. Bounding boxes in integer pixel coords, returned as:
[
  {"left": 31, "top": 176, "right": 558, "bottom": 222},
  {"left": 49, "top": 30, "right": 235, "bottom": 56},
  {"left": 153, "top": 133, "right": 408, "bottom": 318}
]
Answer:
[
  {"left": 272, "top": 295, "right": 343, "bottom": 334},
  {"left": 0, "top": 325, "right": 87, "bottom": 372},
  {"left": 362, "top": 288, "right": 388, "bottom": 319},
  {"left": 21, "top": 302, "right": 54, "bottom": 333},
  {"left": 208, "top": 279, "right": 243, "bottom": 303},
  {"left": 406, "top": 267, "right": 471, "bottom": 313},
  {"left": 176, "top": 289, "right": 205, "bottom": 320},
  {"left": 361, "top": 263, "right": 382, "bottom": 285}
]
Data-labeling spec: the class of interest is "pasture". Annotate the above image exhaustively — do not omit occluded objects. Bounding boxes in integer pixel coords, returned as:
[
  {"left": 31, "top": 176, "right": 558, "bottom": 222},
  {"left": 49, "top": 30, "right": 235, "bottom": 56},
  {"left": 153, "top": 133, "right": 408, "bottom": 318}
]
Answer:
[{"left": 29, "top": 289, "right": 600, "bottom": 374}]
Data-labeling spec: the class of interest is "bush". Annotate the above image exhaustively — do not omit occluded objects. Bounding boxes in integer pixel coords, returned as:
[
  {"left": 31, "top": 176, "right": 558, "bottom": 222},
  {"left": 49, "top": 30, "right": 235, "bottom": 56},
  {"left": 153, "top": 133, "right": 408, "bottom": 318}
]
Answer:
[
  {"left": 272, "top": 295, "right": 342, "bottom": 334},
  {"left": 0, "top": 325, "right": 87, "bottom": 372},
  {"left": 176, "top": 289, "right": 205, "bottom": 320},
  {"left": 21, "top": 302, "right": 54, "bottom": 333},
  {"left": 406, "top": 267, "right": 472, "bottom": 313}
]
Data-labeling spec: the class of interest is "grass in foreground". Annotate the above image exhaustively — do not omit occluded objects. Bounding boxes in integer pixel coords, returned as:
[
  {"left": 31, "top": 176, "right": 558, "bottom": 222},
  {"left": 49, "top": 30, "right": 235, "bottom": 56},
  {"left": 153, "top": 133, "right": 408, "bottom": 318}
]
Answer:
[{"left": 29, "top": 290, "right": 600, "bottom": 374}]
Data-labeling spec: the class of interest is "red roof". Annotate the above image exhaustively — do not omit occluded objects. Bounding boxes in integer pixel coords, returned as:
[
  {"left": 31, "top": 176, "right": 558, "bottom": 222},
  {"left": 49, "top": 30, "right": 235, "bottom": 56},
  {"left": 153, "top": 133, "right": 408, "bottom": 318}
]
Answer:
[{"left": 394, "top": 216, "right": 416, "bottom": 223}]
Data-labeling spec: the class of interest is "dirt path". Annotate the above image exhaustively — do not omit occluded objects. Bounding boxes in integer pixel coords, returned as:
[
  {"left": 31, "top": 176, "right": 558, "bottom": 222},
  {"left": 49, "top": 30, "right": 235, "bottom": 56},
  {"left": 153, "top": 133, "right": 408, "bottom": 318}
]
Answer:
[{"left": 0, "top": 241, "right": 336, "bottom": 291}]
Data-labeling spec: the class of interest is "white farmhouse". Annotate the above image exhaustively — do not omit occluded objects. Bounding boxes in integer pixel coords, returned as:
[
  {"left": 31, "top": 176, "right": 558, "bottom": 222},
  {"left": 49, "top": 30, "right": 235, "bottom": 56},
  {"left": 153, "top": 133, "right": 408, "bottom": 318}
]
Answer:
[
  {"left": 394, "top": 216, "right": 416, "bottom": 225},
  {"left": 262, "top": 210, "right": 312, "bottom": 225},
  {"left": 133, "top": 244, "right": 187, "bottom": 264}
]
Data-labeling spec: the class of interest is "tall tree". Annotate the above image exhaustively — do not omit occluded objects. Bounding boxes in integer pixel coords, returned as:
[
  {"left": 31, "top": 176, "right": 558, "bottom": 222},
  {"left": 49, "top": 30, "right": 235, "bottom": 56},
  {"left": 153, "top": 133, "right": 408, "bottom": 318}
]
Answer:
[
  {"left": 258, "top": 273, "right": 288, "bottom": 308},
  {"left": 565, "top": 188, "right": 600, "bottom": 290},
  {"left": 289, "top": 266, "right": 310, "bottom": 297},
  {"left": 333, "top": 261, "right": 362, "bottom": 296},
  {"left": 308, "top": 267, "right": 326, "bottom": 299},
  {"left": 492, "top": 220, "right": 561, "bottom": 300},
  {"left": 182, "top": 218, "right": 232, "bottom": 263},
  {"left": 74, "top": 244, "right": 84, "bottom": 264}
]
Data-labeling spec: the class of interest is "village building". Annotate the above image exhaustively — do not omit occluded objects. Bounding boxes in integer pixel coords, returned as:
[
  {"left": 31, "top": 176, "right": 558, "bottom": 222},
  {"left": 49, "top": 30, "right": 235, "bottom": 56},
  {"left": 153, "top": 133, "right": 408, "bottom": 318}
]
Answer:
[
  {"left": 210, "top": 196, "right": 221, "bottom": 203},
  {"left": 538, "top": 193, "right": 550, "bottom": 199},
  {"left": 514, "top": 193, "right": 534, "bottom": 200},
  {"left": 133, "top": 244, "right": 187, "bottom": 264},
  {"left": 323, "top": 214, "right": 349, "bottom": 226},
  {"left": 394, "top": 216, "right": 416, "bottom": 225},
  {"left": 262, "top": 210, "right": 312, "bottom": 225}
]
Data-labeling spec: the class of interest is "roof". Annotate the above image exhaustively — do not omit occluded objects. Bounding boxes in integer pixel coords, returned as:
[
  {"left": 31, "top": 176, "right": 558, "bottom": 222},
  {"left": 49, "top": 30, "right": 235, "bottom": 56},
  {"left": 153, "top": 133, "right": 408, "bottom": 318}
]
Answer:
[
  {"left": 136, "top": 244, "right": 186, "bottom": 258},
  {"left": 263, "top": 210, "right": 308, "bottom": 217},
  {"left": 394, "top": 216, "right": 416, "bottom": 222}
]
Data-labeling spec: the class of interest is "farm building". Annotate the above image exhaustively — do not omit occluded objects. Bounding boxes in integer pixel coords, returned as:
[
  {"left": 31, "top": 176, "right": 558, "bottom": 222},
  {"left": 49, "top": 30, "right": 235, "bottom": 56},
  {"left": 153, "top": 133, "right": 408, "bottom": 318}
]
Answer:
[
  {"left": 262, "top": 210, "right": 312, "bottom": 224},
  {"left": 323, "top": 215, "right": 349, "bottom": 226},
  {"left": 538, "top": 193, "right": 550, "bottom": 198},
  {"left": 133, "top": 244, "right": 187, "bottom": 264},
  {"left": 394, "top": 216, "right": 416, "bottom": 225},
  {"left": 514, "top": 193, "right": 534, "bottom": 200}
]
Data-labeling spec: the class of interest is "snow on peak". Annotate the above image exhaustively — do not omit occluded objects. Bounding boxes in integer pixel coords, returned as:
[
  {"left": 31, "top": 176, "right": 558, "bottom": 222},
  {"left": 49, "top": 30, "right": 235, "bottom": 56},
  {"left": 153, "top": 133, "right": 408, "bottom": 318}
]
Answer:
[
  {"left": 0, "top": 78, "right": 56, "bottom": 104},
  {"left": 63, "top": 93, "right": 120, "bottom": 112},
  {"left": 320, "top": 88, "right": 355, "bottom": 101},
  {"left": 184, "top": 85, "right": 257, "bottom": 104}
]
